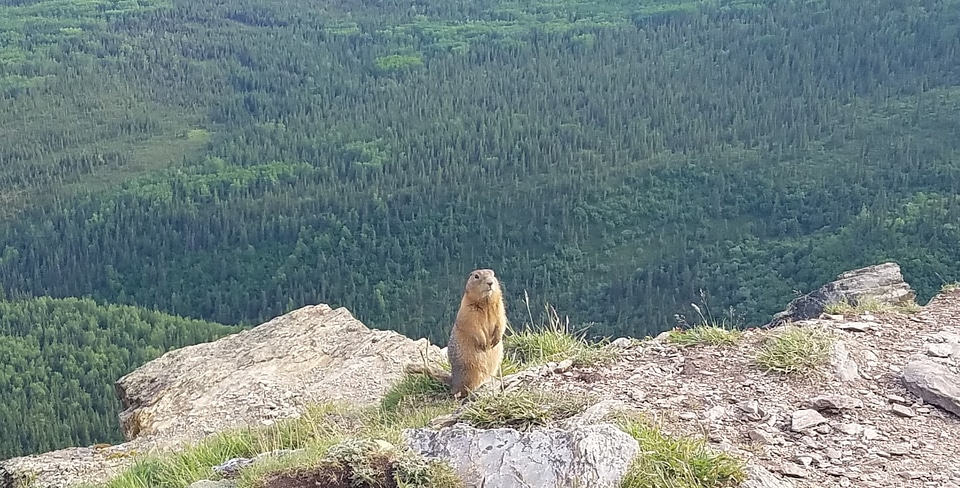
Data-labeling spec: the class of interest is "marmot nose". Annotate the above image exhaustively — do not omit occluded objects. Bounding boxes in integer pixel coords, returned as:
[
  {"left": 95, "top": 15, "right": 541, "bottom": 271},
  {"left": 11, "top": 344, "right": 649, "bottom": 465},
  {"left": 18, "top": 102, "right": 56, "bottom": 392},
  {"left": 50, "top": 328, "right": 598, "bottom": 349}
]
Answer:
[{"left": 486, "top": 280, "right": 495, "bottom": 286}]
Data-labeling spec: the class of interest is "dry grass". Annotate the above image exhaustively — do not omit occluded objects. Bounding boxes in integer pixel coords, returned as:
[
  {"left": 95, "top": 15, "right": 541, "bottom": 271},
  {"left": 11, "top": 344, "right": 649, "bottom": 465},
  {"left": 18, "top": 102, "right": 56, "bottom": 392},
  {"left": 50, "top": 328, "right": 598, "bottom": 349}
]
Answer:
[
  {"left": 823, "top": 296, "right": 921, "bottom": 315},
  {"left": 505, "top": 293, "right": 619, "bottom": 368},
  {"left": 616, "top": 415, "right": 746, "bottom": 488},
  {"left": 100, "top": 396, "right": 464, "bottom": 488},
  {"left": 755, "top": 325, "right": 833, "bottom": 376}
]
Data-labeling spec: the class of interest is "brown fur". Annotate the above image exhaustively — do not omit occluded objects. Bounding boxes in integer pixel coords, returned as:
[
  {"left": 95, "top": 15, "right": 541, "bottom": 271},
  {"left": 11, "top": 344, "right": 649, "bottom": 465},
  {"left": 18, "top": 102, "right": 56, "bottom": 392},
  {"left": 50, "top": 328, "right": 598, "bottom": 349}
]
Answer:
[
  {"left": 403, "top": 269, "right": 507, "bottom": 398},
  {"left": 446, "top": 269, "right": 507, "bottom": 398}
]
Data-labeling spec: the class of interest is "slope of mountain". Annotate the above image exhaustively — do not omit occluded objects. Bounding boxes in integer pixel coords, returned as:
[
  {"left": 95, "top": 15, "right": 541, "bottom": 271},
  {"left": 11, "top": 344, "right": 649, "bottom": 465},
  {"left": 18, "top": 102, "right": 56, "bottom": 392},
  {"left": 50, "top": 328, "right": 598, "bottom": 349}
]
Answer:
[
  {"left": 1, "top": 0, "right": 958, "bottom": 340},
  {"left": 0, "top": 296, "right": 236, "bottom": 458}
]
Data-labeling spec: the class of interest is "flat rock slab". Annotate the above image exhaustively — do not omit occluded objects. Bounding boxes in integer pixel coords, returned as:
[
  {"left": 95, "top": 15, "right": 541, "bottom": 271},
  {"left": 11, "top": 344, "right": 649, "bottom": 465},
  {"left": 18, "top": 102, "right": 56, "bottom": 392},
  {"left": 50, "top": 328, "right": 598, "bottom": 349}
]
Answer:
[
  {"left": 791, "top": 409, "right": 828, "bottom": 431},
  {"left": 926, "top": 342, "right": 960, "bottom": 358},
  {"left": 742, "top": 464, "right": 795, "bottom": 488},
  {"left": 806, "top": 394, "right": 864, "bottom": 411},
  {"left": 901, "top": 359, "right": 960, "bottom": 417},
  {"left": 404, "top": 423, "right": 639, "bottom": 488},
  {"left": 766, "top": 262, "right": 914, "bottom": 327}
]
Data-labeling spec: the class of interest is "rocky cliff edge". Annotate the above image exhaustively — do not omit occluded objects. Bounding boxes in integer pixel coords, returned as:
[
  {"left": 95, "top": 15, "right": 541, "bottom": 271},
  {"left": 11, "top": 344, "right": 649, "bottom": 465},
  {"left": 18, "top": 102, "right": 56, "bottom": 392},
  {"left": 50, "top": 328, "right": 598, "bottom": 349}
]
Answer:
[{"left": 1, "top": 304, "right": 440, "bottom": 487}]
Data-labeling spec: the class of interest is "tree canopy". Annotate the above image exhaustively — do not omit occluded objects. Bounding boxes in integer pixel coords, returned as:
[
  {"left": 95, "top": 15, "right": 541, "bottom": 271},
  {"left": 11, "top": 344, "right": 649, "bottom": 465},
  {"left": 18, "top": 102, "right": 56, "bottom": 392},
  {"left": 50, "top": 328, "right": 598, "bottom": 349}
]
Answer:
[{"left": 0, "top": 296, "right": 235, "bottom": 458}]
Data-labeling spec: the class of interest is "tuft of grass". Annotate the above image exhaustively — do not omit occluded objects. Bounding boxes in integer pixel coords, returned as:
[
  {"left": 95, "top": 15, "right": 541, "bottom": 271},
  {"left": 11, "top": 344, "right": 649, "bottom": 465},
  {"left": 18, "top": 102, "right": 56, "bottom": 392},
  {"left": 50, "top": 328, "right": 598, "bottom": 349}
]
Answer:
[
  {"left": 235, "top": 405, "right": 461, "bottom": 488},
  {"left": 236, "top": 445, "right": 333, "bottom": 488},
  {"left": 822, "top": 296, "right": 892, "bottom": 315},
  {"left": 755, "top": 325, "right": 833, "bottom": 376},
  {"left": 670, "top": 291, "right": 745, "bottom": 347},
  {"left": 896, "top": 300, "right": 922, "bottom": 314},
  {"left": 505, "top": 293, "right": 618, "bottom": 368},
  {"left": 667, "top": 326, "right": 742, "bottom": 347},
  {"left": 616, "top": 415, "right": 746, "bottom": 488},
  {"left": 941, "top": 282, "right": 960, "bottom": 293},
  {"left": 823, "top": 296, "right": 921, "bottom": 315},
  {"left": 458, "top": 388, "right": 590, "bottom": 431},
  {"left": 823, "top": 299, "right": 880, "bottom": 315},
  {"left": 380, "top": 373, "right": 450, "bottom": 414}
]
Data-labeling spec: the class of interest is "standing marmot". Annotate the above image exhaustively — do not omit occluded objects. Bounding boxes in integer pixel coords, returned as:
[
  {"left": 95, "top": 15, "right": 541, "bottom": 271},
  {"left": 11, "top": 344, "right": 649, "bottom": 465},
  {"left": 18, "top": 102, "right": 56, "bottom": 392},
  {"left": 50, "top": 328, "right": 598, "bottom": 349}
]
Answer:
[
  {"left": 447, "top": 268, "right": 507, "bottom": 397},
  {"left": 405, "top": 268, "right": 508, "bottom": 398}
]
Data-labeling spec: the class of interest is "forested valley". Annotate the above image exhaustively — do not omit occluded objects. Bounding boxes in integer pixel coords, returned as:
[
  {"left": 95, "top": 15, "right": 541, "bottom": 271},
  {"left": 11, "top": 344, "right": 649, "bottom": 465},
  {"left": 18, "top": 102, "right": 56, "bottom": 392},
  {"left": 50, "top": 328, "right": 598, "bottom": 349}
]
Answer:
[
  {"left": 1, "top": 0, "right": 960, "bottom": 457},
  {"left": 0, "top": 295, "right": 235, "bottom": 458}
]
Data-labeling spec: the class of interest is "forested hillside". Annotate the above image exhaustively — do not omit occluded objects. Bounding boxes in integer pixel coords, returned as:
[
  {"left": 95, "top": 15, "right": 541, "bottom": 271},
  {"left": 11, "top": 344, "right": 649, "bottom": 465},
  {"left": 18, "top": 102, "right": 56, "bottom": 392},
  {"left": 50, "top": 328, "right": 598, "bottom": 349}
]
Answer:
[
  {"left": 0, "top": 296, "right": 236, "bottom": 458},
  {"left": 2, "top": 0, "right": 960, "bottom": 343}
]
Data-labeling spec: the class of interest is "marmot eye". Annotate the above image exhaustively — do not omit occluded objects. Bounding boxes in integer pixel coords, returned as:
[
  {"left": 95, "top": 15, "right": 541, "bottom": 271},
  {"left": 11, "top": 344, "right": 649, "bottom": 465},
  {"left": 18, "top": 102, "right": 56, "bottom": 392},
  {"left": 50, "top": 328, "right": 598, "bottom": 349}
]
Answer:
[{"left": 473, "top": 273, "right": 479, "bottom": 279}]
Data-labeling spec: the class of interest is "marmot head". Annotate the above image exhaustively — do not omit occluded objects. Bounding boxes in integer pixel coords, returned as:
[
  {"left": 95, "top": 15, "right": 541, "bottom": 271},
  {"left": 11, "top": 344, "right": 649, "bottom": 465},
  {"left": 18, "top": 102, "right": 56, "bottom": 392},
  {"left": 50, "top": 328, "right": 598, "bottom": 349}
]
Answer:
[{"left": 464, "top": 269, "right": 501, "bottom": 302}]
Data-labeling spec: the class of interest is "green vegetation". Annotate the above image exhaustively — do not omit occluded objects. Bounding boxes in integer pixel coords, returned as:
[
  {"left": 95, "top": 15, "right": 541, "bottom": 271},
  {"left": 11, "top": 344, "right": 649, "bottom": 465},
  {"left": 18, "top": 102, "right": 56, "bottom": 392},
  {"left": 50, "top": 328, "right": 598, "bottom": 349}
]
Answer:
[
  {"left": 822, "top": 296, "right": 921, "bottom": 315},
  {"left": 0, "top": 296, "right": 236, "bottom": 459},
  {"left": 4, "top": 0, "right": 960, "bottom": 458},
  {"left": 374, "top": 54, "right": 425, "bottom": 73},
  {"left": 379, "top": 373, "right": 452, "bottom": 414},
  {"left": 755, "top": 326, "right": 833, "bottom": 376},
  {"left": 100, "top": 403, "right": 461, "bottom": 488},
  {"left": 617, "top": 415, "right": 747, "bottom": 488},
  {"left": 459, "top": 389, "right": 591, "bottom": 430},
  {"left": 668, "top": 326, "right": 742, "bottom": 347},
  {"left": 506, "top": 297, "right": 618, "bottom": 367},
  {"left": 669, "top": 293, "right": 743, "bottom": 346},
  {"left": 2, "top": 0, "right": 960, "bottom": 346},
  {"left": 98, "top": 380, "right": 743, "bottom": 488}
]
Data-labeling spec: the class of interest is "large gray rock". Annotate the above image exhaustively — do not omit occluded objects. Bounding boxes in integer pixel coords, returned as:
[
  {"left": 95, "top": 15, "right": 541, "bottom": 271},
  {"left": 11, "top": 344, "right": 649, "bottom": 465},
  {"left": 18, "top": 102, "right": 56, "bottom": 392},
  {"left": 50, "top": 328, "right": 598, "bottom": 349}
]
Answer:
[
  {"left": 766, "top": 262, "right": 915, "bottom": 327},
  {"left": 404, "top": 423, "right": 639, "bottom": 488},
  {"left": 901, "top": 359, "right": 960, "bottom": 417},
  {"left": 116, "top": 304, "right": 439, "bottom": 443}
]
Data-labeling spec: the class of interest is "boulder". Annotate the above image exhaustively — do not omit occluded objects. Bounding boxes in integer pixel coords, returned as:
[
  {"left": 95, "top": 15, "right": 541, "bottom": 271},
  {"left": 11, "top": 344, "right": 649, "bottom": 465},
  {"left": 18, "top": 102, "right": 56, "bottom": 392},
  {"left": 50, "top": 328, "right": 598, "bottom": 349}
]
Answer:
[
  {"left": 829, "top": 340, "right": 861, "bottom": 382},
  {"left": 901, "top": 359, "right": 960, "bottom": 417},
  {"left": 404, "top": 423, "right": 639, "bottom": 488},
  {"left": 766, "top": 263, "right": 914, "bottom": 327},
  {"left": 116, "top": 304, "right": 439, "bottom": 444}
]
